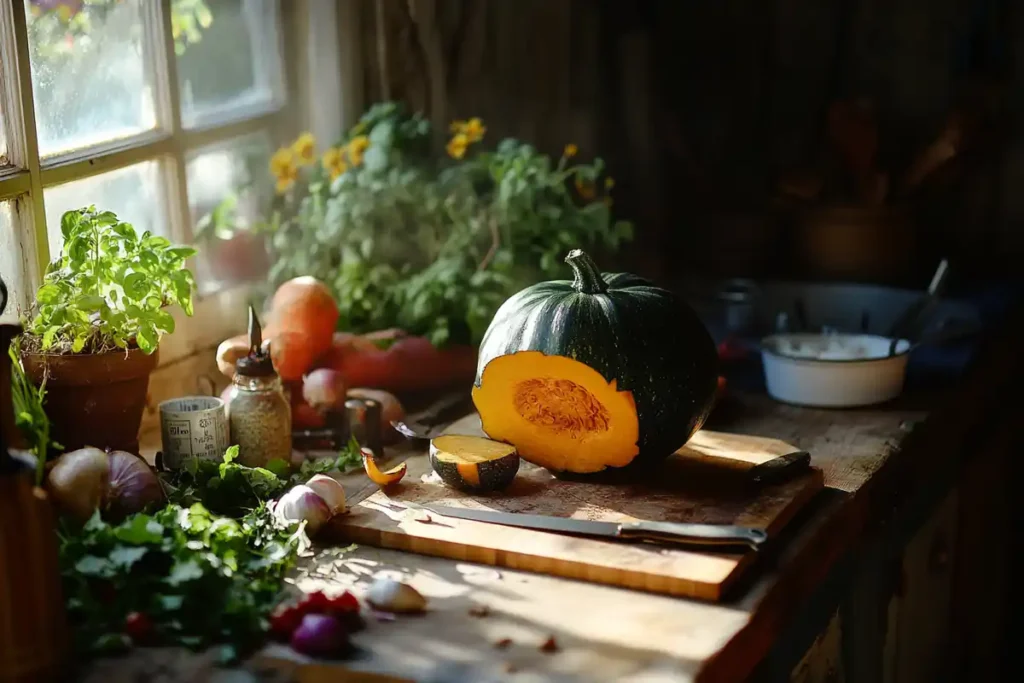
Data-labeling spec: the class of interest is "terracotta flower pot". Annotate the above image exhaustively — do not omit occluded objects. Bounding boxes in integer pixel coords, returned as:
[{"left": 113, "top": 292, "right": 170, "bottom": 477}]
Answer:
[
  {"left": 199, "top": 231, "right": 269, "bottom": 286},
  {"left": 794, "top": 205, "right": 917, "bottom": 284},
  {"left": 22, "top": 348, "right": 159, "bottom": 454}
]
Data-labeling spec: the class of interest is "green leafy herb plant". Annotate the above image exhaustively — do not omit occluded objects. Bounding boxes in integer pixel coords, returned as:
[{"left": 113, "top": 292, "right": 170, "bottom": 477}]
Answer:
[
  {"left": 23, "top": 206, "right": 197, "bottom": 355},
  {"left": 208, "top": 101, "right": 633, "bottom": 348}
]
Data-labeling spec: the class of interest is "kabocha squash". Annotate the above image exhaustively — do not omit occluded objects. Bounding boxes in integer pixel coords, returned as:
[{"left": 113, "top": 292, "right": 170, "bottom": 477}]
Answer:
[
  {"left": 429, "top": 435, "right": 520, "bottom": 492},
  {"left": 472, "top": 249, "right": 718, "bottom": 474}
]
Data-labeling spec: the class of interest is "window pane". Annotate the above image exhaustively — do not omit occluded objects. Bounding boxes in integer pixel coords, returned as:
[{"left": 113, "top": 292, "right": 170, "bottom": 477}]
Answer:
[
  {"left": 26, "top": 0, "right": 157, "bottom": 156},
  {"left": 0, "top": 122, "right": 8, "bottom": 167},
  {"left": 0, "top": 201, "right": 34, "bottom": 322},
  {"left": 44, "top": 161, "right": 166, "bottom": 261},
  {"left": 176, "top": 0, "right": 281, "bottom": 128},
  {"left": 186, "top": 135, "right": 272, "bottom": 292}
]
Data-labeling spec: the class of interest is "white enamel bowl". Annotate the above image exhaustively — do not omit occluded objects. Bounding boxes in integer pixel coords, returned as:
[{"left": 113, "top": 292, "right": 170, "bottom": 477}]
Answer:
[{"left": 761, "top": 333, "right": 912, "bottom": 408}]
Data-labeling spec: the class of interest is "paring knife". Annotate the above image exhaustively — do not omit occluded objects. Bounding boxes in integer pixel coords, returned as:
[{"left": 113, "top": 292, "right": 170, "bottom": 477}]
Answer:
[{"left": 418, "top": 505, "right": 768, "bottom": 551}]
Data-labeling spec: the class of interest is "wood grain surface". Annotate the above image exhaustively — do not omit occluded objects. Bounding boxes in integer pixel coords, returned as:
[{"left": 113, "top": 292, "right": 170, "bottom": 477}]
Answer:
[{"left": 328, "top": 413, "right": 823, "bottom": 601}]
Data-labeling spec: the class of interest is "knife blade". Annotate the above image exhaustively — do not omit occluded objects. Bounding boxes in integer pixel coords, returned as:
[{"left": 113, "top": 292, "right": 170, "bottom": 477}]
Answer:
[{"left": 420, "top": 505, "right": 767, "bottom": 550}]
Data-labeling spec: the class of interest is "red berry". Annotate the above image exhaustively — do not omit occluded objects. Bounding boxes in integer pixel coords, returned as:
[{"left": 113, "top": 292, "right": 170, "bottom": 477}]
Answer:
[
  {"left": 269, "top": 604, "right": 303, "bottom": 641},
  {"left": 327, "top": 591, "right": 360, "bottom": 614},
  {"left": 297, "top": 590, "right": 331, "bottom": 616},
  {"left": 124, "top": 611, "right": 153, "bottom": 644}
]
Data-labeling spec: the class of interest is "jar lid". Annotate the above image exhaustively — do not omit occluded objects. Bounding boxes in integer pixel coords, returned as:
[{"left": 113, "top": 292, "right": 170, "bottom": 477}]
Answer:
[
  {"left": 235, "top": 305, "right": 278, "bottom": 377},
  {"left": 236, "top": 349, "right": 276, "bottom": 377}
]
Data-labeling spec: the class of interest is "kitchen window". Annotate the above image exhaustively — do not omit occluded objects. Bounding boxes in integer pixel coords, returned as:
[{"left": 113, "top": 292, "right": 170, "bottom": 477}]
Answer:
[{"left": 0, "top": 0, "right": 315, "bottom": 367}]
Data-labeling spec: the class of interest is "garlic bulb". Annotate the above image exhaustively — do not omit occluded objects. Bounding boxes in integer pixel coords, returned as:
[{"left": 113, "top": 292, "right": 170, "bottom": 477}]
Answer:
[
  {"left": 305, "top": 474, "right": 347, "bottom": 516},
  {"left": 365, "top": 577, "right": 427, "bottom": 613},
  {"left": 274, "top": 485, "right": 332, "bottom": 535}
]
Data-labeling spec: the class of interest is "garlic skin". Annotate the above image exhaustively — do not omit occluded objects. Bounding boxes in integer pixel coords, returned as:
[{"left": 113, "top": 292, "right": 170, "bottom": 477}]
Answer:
[
  {"left": 305, "top": 474, "right": 347, "bottom": 516},
  {"left": 365, "top": 577, "right": 427, "bottom": 613},
  {"left": 274, "top": 485, "right": 332, "bottom": 535}
]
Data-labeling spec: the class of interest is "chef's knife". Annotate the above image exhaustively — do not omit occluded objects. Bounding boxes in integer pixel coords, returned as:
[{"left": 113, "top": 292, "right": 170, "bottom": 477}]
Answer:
[{"left": 419, "top": 505, "right": 767, "bottom": 550}]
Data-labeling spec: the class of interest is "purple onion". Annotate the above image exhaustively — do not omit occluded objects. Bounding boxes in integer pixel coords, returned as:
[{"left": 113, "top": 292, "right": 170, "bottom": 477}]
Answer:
[
  {"left": 290, "top": 613, "right": 350, "bottom": 658},
  {"left": 104, "top": 450, "right": 165, "bottom": 522}
]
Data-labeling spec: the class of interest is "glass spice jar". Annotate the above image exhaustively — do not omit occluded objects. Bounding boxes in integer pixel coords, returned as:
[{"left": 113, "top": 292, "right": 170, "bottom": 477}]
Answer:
[{"left": 227, "top": 308, "right": 292, "bottom": 467}]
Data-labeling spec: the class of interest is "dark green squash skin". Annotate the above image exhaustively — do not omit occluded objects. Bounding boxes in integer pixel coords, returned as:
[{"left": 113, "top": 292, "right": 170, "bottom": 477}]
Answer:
[
  {"left": 474, "top": 250, "right": 718, "bottom": 471},
  {"left": 429, "top": 449, "right": 521, "bottom": 493}
]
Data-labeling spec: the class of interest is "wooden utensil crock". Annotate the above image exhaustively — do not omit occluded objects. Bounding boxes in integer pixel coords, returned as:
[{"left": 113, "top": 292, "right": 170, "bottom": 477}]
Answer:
[{"left": 0, "top": 318, "right": 69, "bottom": 683}]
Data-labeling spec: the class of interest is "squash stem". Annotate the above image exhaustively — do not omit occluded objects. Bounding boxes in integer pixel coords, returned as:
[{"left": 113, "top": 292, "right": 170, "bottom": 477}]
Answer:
[{"left": 565, "top": 249, "right": 608, "bottom": 294}]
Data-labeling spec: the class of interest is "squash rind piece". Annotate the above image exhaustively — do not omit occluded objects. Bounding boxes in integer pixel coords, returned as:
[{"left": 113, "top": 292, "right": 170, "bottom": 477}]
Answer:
[{"left": 429, "top": 435, "right": 520, "bottom": 493}]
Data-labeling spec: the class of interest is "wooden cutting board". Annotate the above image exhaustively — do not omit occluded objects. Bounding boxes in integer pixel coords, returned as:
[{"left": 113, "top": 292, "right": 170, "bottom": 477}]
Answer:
[{"left": 328, "top": 414, "right": 823, "bottom": 601}]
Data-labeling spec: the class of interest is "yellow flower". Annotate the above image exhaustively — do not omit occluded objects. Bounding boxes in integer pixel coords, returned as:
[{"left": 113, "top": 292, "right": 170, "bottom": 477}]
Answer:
[
  {"left": 574, "top": 174, "right": 595, "bottom": 201},
  {"left": 450, "top": 120, "right": 466, "bottom": 134},
  {"left": 269, "top": 148, "right": 299, "bottom": 194},
  {"left": 269, "top": 147, "right": 293, "bottom": 175},
  {"left": 605, "top": 177, "right": 615, "bottom": 190},
  {"left": 564, "top": 143, "right": 578, "bottom": 158},
  {"left": 322, "top": 147, "right": 348, "bottom": 180},
  {"left": 291, "top": 132, "right": 317, "bottom": 166},
  {"left": 447, "top": 134, "right": 469, "bottom": 160},
  {"left": 346, "top": 135, "right": 370, "bottom": 167},
  {"left": 274, "top": 164, "right": 299, "bottom": 194},
  {"left": 463, "top": 117, "right": 486, "bottom": 143}
]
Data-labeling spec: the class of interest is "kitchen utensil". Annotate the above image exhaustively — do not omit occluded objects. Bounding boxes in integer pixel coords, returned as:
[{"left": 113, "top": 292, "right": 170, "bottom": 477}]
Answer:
[
  {"left": 902, "top": 114, "right": 963, "bottom": 193},
  {"left": 761, "top": 333, "right": 911, "bottom": 408},
  {"left": 748, "top": 450, "right": 811, "bottom": 485},
  {"left": 330, "top": 413, "right": 823, "bottom": 601},
  {"left": 419, "top": 505, "right": 767, "bottom": 550},
  {"left": 887, "top": 258, "right": 950, "bottom": 346},
  {"left": 392, "top": 392, "right": 474, "bottom": 441},
  {"left": 158, "top": 396, "right": 231, "bottom": 469}
]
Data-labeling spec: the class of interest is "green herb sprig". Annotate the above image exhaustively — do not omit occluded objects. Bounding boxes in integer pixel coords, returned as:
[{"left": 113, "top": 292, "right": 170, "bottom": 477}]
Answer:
[
  {"left": 59, "top": 502, "right": 307, "bottom": 661},
  {"left": 7, "top": 342, "right": 60, "bottom": 484},
  {"left": 26, "top": 206, "right": 197, "bottom": 355}
]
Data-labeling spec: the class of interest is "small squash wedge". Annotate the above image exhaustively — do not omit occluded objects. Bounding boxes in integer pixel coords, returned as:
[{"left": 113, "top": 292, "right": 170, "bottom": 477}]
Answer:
[
  {"left": 361, "top": 448, "right": 407, "bottom": 487},
  {"left": 429, "top": 435, "right": 520, "bottom": 493},
  {"left": 472, "top": 249, "right": 718, "bottom": 474}
]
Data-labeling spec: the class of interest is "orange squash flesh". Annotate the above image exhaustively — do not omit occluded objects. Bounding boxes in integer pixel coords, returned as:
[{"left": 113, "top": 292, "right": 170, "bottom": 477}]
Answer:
[
  {"left": 472, "top": 351, "right": 640, "bottom": 473},
  {"left": 360, "top": 448, "right": 407, "bottom": 487}
]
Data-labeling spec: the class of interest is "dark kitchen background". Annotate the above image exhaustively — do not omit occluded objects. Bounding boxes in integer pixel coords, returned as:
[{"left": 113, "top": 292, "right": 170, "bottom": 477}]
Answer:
[{"left": 360, "top": 0, "right": 1019, "bottom": 290}]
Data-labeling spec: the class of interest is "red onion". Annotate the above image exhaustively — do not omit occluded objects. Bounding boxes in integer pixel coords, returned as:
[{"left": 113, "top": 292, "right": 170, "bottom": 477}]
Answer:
[
  {"left": 302, "top": 369, "right": 347, "bottom": 412},
  {"left": 290, "top": 613, "right": 349, "bottom": 657},
  {"left": 105, "top": 450, "right": 165, "bottom": 522}
]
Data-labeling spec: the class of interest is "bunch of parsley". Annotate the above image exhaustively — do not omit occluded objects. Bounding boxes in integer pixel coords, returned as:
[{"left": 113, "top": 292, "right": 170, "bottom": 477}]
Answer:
[{"left": 59, "top": 503, "right": 309, "bottom": 661}]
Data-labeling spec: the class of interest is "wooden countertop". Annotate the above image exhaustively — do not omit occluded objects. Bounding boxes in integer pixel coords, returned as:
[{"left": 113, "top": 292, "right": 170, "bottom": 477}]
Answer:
[{"left": 101, "top": 308, "right": 1018, "bottom": 683}]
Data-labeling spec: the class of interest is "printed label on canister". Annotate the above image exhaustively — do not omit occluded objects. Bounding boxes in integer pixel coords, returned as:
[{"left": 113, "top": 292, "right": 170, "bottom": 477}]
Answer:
[{"left": 159, "top": 396, "right": 229, "bottom": 469}]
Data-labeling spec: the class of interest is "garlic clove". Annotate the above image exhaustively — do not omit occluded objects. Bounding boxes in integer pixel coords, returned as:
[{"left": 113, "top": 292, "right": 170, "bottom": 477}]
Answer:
[
  {"left": 305, "top": 474, "right": 347, "bottom": 516},
  {"left": 365, "top": 577, "right": 427, "bottom": 613},
  {"left": 274, "top": 484, "right": 332, "bottom": 535}
]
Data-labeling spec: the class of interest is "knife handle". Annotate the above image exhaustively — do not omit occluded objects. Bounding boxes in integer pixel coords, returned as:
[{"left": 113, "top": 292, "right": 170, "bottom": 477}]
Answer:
[{"left": 617, "top": 521, "right": 768, "bottom": 550}]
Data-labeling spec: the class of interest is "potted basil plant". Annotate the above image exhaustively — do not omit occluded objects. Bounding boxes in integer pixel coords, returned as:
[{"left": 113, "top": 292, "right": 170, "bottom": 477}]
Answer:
[{"left": 17, "top": 206, "right": 197, "bottom": 453}]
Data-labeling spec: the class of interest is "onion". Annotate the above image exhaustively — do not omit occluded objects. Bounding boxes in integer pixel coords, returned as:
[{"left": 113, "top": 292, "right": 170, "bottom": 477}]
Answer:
[
  {"left": 302, "top": 369, "right": 348, "bottom": 412},
  {"left": 274, "top": 485, "right": 332, "bottom": 535},
  {"left": 290, "top": 613, "right": 349, "bottom": 657},
  {"left": 305, "top": 474, "right": 346, "bottom": 516},
  {"left": 46, "top": 447, "right": 164, "bottom": 524},
  {"left": 47, "top": 447, "right": 109, "bottom": 523},
  {"left": 105, "top": 450, "right": 165, "bottom": 522}
]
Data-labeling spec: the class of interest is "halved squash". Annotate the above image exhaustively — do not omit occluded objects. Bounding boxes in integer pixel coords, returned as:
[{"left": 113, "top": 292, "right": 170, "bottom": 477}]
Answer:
[
  {"left": 429, "top": 435, "right": 520, "bottom": 492},
  {"left": 472, "top": 249, "right": 718, "bottom": 474},
  {"left": 361, "top": 448, "right": 407, "bottom": 487}
]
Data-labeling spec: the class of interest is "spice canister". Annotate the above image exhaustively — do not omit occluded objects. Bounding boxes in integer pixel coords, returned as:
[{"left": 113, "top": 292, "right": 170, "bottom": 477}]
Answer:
[{"left": 226, "top": 308, "right": 292, "bottom": 467}]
